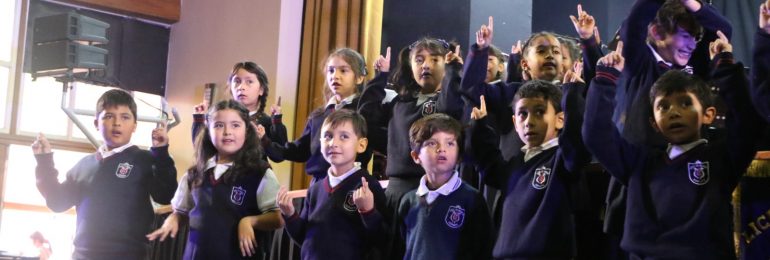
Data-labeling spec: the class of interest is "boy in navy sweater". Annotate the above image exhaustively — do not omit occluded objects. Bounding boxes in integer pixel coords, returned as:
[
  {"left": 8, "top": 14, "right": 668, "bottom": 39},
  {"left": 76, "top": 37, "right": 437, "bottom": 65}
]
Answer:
[
  {"left": 276, "top": 109, "right": 386, "bottom": 260},
  {"left": 397, "top": 113, "right": 492, "bottom": 260},
  {"left": 470, "top": 75, "right": 591, "bottom": 258},
  {"left": 583, "top": 34, "right": 765, "bottom": 258},
  {"left": 33, "top": 89, "right": 177, "bottom": 259}
]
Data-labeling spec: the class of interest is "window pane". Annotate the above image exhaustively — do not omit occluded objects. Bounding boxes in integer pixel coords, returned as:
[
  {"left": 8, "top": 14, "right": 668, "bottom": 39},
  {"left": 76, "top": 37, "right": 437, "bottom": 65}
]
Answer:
[
  {"left": 3, "top": 145, "right": 89, "bottom": 205},
  {"left": 0, "top": 209, "right": 76, "bottom": 259},
  {"left": 0, "top": 66, "right": 8, "bottom": 129},
  {"left": 19, "top": 74, "right": 69, "bottom": 136},
  {"left": 0, "top": 0, "right": 15, "bottom": 62}
]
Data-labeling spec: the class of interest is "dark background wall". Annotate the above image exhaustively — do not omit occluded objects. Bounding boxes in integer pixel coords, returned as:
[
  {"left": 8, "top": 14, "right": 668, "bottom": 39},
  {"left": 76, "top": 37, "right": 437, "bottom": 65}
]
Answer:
[{"left": 381, "top": 0, "right": 471, "bottom": 58}]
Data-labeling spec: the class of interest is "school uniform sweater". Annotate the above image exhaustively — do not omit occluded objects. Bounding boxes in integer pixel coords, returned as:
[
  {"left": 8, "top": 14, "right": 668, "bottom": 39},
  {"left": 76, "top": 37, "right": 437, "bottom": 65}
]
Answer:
[
  {"left": 751, "top": 29, "right": 770, "bottom": 122},
  {"left": 34, "top": 145, "right": 177, "bottom": 259},
  {"left": 185, "top": 167, "right": 271, "bottom": 260},
  {"left": 583, "top": 59, "right": 764, "bottom": 259},
  {"left": 398, "top": 179, "right": 493, "bottom": 260},
  {"left": 283, "top": 168, "right": 386, "bottom": 260},
  {"left": 192, "top": 112, "right": 288, "bottom": 162},
  {"left": 471, "top": 82, "right": 591, "bottom": 259}
]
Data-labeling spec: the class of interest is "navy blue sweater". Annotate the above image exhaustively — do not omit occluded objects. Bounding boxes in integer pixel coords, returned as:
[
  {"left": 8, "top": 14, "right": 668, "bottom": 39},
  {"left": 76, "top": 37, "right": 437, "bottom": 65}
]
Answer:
[
  {"left": 751, "top": 29, "right": 770, "bottom": 122},
  {"left": 35, "top": 145, "right": 177, "bottom": 259},
  {"left": 398, "top": 182, "right": 493, "bottom": 260},
  {"left": 283, "top": 169, "right": 386, "bottom": 260},
  {"left": 583, "top": 57, "right": 764, "bottom": 259},
  {"left": 471, "top": 82, "right": 591, "bottom": 259}
]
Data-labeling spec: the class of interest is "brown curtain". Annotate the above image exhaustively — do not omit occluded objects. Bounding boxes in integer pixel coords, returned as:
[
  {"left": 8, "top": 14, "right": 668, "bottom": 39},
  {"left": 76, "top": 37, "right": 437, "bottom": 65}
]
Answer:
[{"left": 290, "top": 0, "right": 382, "bottom": 190}]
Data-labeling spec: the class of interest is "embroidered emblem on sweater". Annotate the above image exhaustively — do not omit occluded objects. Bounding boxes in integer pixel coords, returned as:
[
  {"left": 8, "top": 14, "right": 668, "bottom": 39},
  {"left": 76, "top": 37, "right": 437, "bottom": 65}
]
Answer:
[
  {"left": 445, "top": 205, "right": 465, "bottom": 228},
  {"left": 532, "top": 166, "right": 552, "bottom": 189},
  {"left": 343, "top": 190, "right": 358, "bottom": 212},
  {"left": 115, "top": 162, "right": 133, "bottom": 178},
  {"left": 687, "top": 160, "right": 710, "bottom": 185},
  {"left": 231, "top": 186, "right": 246, "bottom": 205},
  {"left": 421, "top": 100, "right": 436, "bottom": 116}
]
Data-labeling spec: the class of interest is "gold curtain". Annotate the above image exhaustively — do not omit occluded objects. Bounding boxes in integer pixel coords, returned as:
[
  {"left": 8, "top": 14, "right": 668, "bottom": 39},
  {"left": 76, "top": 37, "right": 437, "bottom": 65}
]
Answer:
[{"left": 291, "top": 0, "right": 383, "bottom": 190}]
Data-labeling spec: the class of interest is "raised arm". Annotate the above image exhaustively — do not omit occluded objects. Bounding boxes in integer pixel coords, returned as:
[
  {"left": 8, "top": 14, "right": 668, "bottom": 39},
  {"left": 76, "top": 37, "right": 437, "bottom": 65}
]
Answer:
[
  {"left": 438, "top": 45, "right": 466, "bottom": 120},
  {"left": 620, "top": 0, "right": 664, "bottom": 73},
  {"left": 32, "top": 134, "right": 79, "bottom": 212},
  {"left": 358, "top": 48, "right": 392, "bottom": 154},
  {"left": 150, "top": 124, "right": 177, "bottom": 204},
  {"left": 752, "top": 1, "right": 770, "bottom": 122},
  {"left": 559, "top": 77, "right": 591, "bottom": 172},
  {"left": 470, "top": 96, "right": 515, "bottom": 189}
]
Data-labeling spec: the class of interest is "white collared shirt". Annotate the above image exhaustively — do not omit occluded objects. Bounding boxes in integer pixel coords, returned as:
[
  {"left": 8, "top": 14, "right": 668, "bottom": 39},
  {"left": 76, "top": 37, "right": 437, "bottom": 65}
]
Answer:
[
  {"left": 415, "top": 170, "right": 462, "bottom": 205},
  {"left": 327, "top": 94, "right": 359, "bottom": 111},
  {"left": 205, "top": 156, "right": 233, "bottom": 180},
  {"left": 416, "top": 92, "right": 438, "bottom": 107},
  {"left": 667, "top": 139, "right": 708, "bottom": 159},
  {"left": 97, "top": 142, "right": 134, "bottom": 160},
  {"left": 327, "top": 162, "right": 362, "bottom": 188},
  {"left": 646, "top": 43, "right": 694, "bottom": 73},
  {"left": 521, "top": 138, "right": 560, "bottom": 162}
]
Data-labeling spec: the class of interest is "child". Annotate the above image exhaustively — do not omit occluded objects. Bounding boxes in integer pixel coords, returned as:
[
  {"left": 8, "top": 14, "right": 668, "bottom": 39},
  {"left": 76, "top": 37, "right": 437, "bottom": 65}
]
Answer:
[
  {"left": 470, "top": 75, "right": 591, "bottom": 258},
  {"left": 32, "top": 89, "right": 177, "bottom": 259},
  {"left": 265, "top": 48, "right": 383, "bottom": 182},
  {"left": 148, "top": 100, "right": 283, "bottom": 259},
  {"left": 192, "top": 61, "right": 288, "bottom": 161},
  {"left": 397, "top": 113, "right": 493, "bottom": 260},
  {"left": 583, "top": 34, "right": 764, "bottom": 258},
  {"left": 276, "top": 109, "right": 386, "bottom": 259},
  {"left": 752, "top": 0, "right": 770, "bottom": 122}
]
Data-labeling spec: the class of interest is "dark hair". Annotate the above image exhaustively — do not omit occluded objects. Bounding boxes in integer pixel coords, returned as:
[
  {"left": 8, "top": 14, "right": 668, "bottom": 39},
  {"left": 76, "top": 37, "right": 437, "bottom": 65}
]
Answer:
[
  {"left": 512, "top": 80, "right": 563, "bottom": 112},
  {"left": 322, "top": 109, "right": 367, "bottom": 138},
  {"left": 96, "top": 89, "right": 137, "bottom": 122},
  {"left": 229, "top": 62, "right": 270, "bottom": 114},
  {"left": 521, "top": 31, "right": 561, "bottom": 59},
  {"left": 189, "top": 100, "right": 270, "bottom": 188},
  {"left": 390, "top": 37, "right": 456, "bottom": 96},
  {"left": 649, "top": 70, "right": 713, "bottom": 109},
  {"left": 409, "top": 113, "right": 463, "bottom": 153},
  {"left": 557, "top": 35, "right": 581, "bottom": 64},
  {"left": 323, "top": 48, "right": 367, "bottom": 102},
  {"left": 488, "top": 44, "right": 506, "bottom": 81},
  {"left": 649, "top": 0, "right": 703, "bottom": 41}
]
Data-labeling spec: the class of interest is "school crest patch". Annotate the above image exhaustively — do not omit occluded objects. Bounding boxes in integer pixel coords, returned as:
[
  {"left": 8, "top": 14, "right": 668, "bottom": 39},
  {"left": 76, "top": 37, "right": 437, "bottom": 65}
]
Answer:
[
  {"left": 115, "top": 162, "right": 133, "bottom": 178},
  {"left": 231, "top": 186, "right": 246, "bottom": 205},
  {"left": 445, "top": 205, "right": 465, "bottom": 229},
  {"left": 531, "top": 166, "right": 552, "bottom": 190},
  {"left": 343, "top": 190, "right": 358, "bottom": 212},
  {"left": 687, "top": 160, "right": 710, "bottom": 185},
  {"left": 421, "top": 100, "right": 436, "bottom": 116}
]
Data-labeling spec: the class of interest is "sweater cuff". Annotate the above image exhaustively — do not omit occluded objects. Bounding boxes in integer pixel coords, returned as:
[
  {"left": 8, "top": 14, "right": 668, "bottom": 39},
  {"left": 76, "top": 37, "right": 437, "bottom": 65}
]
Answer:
[
  {"left": 358, "top": 207, "right": 375, "bottom": 216},
  {"left": 150, "top": 145, "right": 170, "bottom": 157},
  {"left": 283, "top": 212, "right": 300, "bottom": 222},
  {"left": 193, "top": 114, "right": 205, "bottom": 123},
  {"left": 594, "top": 66, "right": 621, "bottom": 83},
  {"left": 580, "top": 34, "right": 599, "bottom": 48},
  {"left": 711, "top": 52, "right": 735, "bottom": 68},
  {"left": 34, "top": 152, "right": 55, "bottom": 166},
  {"left": 272, "top": 114, "right": 283, "bottom": 125}
]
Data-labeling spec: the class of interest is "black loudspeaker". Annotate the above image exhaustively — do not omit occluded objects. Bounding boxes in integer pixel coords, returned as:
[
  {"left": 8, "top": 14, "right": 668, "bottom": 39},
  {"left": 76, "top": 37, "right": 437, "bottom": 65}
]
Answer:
[{"left": 31, "top": 12, "right": 109, "bottom": 77}]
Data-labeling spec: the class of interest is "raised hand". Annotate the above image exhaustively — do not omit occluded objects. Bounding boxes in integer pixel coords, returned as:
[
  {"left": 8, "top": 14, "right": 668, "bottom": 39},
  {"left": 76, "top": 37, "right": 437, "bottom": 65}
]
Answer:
[
  {"left": 597, "top": 41, "right": 624, "bottom": 72},
  {"left": 564, "top": 61, "right": 585, "bottom": 84},
  {"left": 193, "top": 102, "right": 208, "bottom": 115},
  {"left": 276, "top": 186, "right": 295, "bottom": 217},
  {"left": 31, "top": 133, "right": 52, "bottom": 154},
  {"left": 238, "top": 217, "right": 257, "bottom": 257},
  {"left": 511, "top": 40, "right": 522, "bottom": 55},
  {"left": 476, "top": 16, "right": 494, "bottom": 48},
  {"left": 270, "top": 96, "right": 282, "bottom": 116},
  {"left": 445, "top": 45, "right": 464, "bottom": 65},
  {"left": 760, "top": 0, "right": 770, "bottom": 34},
  {"left": 470, "top": 95, "right": 488, "bottom": 120},
  {"left": 374, "top": 47, "right": 392, "bottom": 73},
  {"left": 569, "top": 4, "right": 596, "bottom": 40},
  {"left": 352, "top": 177, "right": 374, "bottom": 213},
  {"left": 709, "top": 30, "right": 732, "bottom": 60},
  {"left": 151, "top": 122, "right": 169, "bottom": 147},
  {"left": 255, "top": 124, "right": 266, "bottom": 140},
  {"left": 146, "top": 213, "right": 180, "bottom": 242}
]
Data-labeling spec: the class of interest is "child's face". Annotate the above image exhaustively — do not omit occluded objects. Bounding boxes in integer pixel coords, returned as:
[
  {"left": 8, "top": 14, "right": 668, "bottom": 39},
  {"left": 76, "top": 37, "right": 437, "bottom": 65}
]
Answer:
[
  {"left": 230, "top": 68, "right": 264, "bottom": 112},
  {"left": 326, "top": 56, "right": 364, "bottom": 100},
  {"left": 561, "top": 44, "right": 574, "bottom": 76},
  {"left": 651, "top": 91, "right": 715, "bottom": 144},
  {"left": 513, "top": 97, "right": 564, "bottom": 147},
  {"left": 652, "top": 27, "right": 698, "bottom": 67},
  {"left": 521, "top": 35, "right": 563, "bottom": 82},
  {"left": 208, "top": 109, "right": 247, "bottom": 162},
  {"left": 94, "top": 105, "right": 136, "bottom": 149},
  {"left": 486, "top": 56, "right": 504, "bottom": 83},
  {"left": 410, "top": 48, "right": 446, "bottom": 93},
  {"left": 320, "top": 121, "right": 367, "bottom": 170},
  {"left": 411, "top": 131, "right": 459, "bottom": 176}
]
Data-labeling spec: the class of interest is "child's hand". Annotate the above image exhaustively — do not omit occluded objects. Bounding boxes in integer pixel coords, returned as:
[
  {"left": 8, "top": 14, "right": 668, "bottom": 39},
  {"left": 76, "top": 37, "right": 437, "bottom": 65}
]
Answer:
[
  {"left": 276, "top": 186, "right": 295, "bottom": 217},
  {"left": 597, "top": 41, "right": 624, "bottom": 72},
  {"left": 353, "top": 177, "right": 374, "bottom": 213},
  {"left": 151, "top": 122, "right": 169, "bottom": 147},
  {"left": 709, "top": 31, "right": 732, "bottom": 60},
  {"left": 564, "top": 61, "right": 584, "bottom": 84},
  {"left": 476, "top": 16, "right": 494, "bottom": 48},
  {"left": 146, "top": 213, "right": 180, "bottom": 242},
  {"left": 238, "top": 217, "right": 257, "bottom": 257},
  {"left": 569, "top": 4, "right": 596, "bottom": 40},
  {"left": 374, "top": 47, "right": 391, "bottom": 73},
  {"left": 762, "top": 0, "right": 770, "bottom": 34},
  {"left": 193, "top": 102, "right": 208, "bottom": 115},
  {"left": 270, "top": 96, "right": 282, "bottom": 116},
  {"left": 511, "top": 40, "right": 522, "bottom": 55},
  {"left": 445, "top": 45, "right": 464, "bottom": 65},
  {"left": 593, "top": 27, "right": 602, "bottom": 45},
  {"left": 256, "top": 124, "right": 266, "bottom": 140},
  {"left": 470, "top": 95, "right": 488, "bottom": 120},
  {"left": 31, "top": 133, "right": 52, "bottom": 155}
]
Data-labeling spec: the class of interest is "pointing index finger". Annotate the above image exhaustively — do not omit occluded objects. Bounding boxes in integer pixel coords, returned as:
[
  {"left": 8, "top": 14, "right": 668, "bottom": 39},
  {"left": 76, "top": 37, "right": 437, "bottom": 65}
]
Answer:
[{"left": 488, "top": 16, "right": 494, "bottom": 31}]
